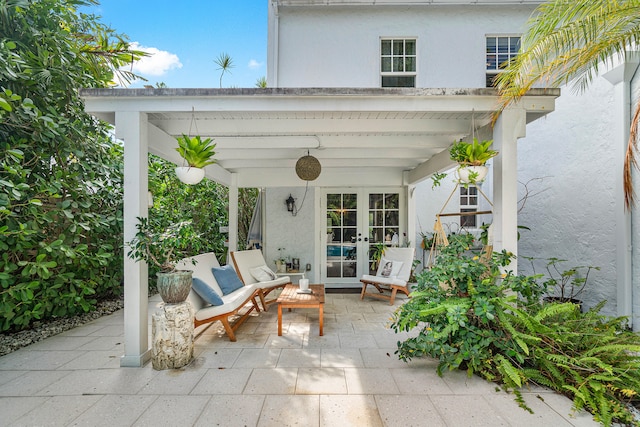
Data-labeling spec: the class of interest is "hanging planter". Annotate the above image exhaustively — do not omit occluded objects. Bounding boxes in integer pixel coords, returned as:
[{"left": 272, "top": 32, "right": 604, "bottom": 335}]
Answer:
[
  {"left": 449, "top": 138, "right": 497, "bottom": 185},
  {"left": 456, "top": 165, "right": 489, "bottom": 184},
  {"left": 175, "top": 166, "right": 206, "bottom": 185},
  {"left": 174, "top": 134, "right": 217, "bottom": 185}
]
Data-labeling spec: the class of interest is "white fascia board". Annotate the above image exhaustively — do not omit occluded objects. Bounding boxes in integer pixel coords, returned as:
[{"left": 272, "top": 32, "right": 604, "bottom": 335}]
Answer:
[{"left": 237, "top": 167, "right": 405, "bottom": 188}]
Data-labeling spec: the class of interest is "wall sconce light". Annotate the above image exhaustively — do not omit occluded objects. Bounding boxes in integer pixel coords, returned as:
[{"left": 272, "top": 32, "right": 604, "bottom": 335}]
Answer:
[{"left": 285, "top": 194, "right": 296, "bottom": 216}]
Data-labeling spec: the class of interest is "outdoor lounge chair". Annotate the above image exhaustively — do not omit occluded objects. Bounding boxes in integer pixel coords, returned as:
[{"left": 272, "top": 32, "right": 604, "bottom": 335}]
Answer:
[
  {"left": 175, "top": 252, "right": 260, "bottom": 341},
  {"left": 360, "top": 247, "right": 415, "bottom": 305},
  {"left": 230, "top": 249, "right": 291, "bottom": 311}
]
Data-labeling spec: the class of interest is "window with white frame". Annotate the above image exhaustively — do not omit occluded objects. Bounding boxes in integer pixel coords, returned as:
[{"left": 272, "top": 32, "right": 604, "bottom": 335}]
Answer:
[
  {"left": 486, "top": 35, "right": 520, "bottom": 88},
  {"left": 460, "top": 186, "right": 478, "bottom": 228},
  {"left": 381, "top": 38, "right": 416, "bottom": 87}
]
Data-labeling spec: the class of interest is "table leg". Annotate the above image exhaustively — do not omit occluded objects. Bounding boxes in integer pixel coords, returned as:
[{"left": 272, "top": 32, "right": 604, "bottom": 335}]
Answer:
[
  {"left": 278, "top": 303, "right": 283, "bottom": 336},
  {"left": 319, "top": 304, "right": 324, "bottom": 336}
]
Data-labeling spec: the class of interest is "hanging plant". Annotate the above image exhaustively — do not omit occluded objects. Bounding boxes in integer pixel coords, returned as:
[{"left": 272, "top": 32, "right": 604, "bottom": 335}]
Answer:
[{"left": 174, "top": 134, "right": 217, "bottom": 185}]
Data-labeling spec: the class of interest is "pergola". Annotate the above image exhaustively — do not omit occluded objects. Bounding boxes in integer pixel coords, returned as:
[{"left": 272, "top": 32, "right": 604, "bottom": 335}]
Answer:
[{"left": 81, "top": 87, "right": 559, "bottom": 367}]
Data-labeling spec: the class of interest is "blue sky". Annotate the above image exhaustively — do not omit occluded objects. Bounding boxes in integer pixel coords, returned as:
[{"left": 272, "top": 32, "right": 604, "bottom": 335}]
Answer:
[{"left": 85, "top": 1, "right": 268, "bottom": 88}]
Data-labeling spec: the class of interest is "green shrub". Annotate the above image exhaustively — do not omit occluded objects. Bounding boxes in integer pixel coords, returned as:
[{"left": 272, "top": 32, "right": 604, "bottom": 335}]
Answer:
[
  {"left": 0, "top": 0, "right": 138, "bottom": 331},
  {"left": 391, "top": 233, "right": 640, "bottom": 426}
]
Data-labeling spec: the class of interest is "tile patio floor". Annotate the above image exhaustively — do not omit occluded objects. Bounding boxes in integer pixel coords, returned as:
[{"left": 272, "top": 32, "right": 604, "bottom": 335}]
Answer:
[{"left": 0, "top": 292, "right": 599, "bottom": 426}]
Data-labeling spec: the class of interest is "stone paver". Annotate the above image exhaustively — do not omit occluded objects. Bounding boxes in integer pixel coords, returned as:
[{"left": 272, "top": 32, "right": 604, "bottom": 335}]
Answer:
[{"left": 0, "top": 293, "right": 600, "bottom": 426}]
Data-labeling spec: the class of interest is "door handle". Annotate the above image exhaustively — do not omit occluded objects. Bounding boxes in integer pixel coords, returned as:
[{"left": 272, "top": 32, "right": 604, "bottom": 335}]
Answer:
[{"left": 363, "top": 237, "right": 369, "bottom": 242}]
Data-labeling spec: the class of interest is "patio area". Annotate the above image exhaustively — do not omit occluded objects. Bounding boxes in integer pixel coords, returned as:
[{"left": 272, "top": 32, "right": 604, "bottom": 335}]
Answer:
[{"left": 0, "top": 292, "right": 598, "bottom": 426}]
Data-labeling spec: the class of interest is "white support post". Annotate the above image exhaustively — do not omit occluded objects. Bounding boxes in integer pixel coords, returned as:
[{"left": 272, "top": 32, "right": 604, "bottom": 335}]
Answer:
[
  {"left": 117, "top": 111, "right": 151, "bottom": 367},
  {"left": 603, "top": 57, "right": 639, "bottom": 327},
  {"left": 228, "top": 174, "right": 239, "bottom": 258},
  {"left": 492, "top": 107, "right": 526, "bottom": 273}
]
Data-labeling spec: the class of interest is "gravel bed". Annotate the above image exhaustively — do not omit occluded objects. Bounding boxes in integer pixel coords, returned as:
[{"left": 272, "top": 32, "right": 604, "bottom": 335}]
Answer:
[{"left": 0, "top": 297, "right": 124, "bottom": 357}]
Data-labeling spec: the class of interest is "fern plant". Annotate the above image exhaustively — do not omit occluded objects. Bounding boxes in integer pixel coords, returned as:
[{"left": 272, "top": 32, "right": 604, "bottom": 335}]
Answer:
[{"left": 391, "top": 233, "right": 640, "bottom": 426}]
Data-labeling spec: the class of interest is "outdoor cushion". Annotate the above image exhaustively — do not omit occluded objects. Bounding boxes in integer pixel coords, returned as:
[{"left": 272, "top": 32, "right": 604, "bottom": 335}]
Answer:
[
  {"left": 249, "top": 265, "right": 277, "bottom": 282},
  {"left": 191, "top": 277, "right": 224, "bottom": 306},
  {"left": 212, "top": 265, "right": 245, "bottom": 295}
]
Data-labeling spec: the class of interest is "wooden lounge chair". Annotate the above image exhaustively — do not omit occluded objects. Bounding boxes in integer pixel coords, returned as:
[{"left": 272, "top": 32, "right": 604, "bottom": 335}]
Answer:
[
  {"left": 231, "top": 249, "right": 291, "bottom": 311},
  {"left": 175, "top": 252, "right": 260, "bottom": 341},
  {"left": 360, "top": 247, "right": 415, "bottom": 305}
]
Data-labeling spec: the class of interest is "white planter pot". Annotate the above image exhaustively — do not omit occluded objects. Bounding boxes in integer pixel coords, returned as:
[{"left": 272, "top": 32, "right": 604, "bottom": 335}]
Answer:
[
  {"left": 456, "top": 165, "right": 488, "bottom": 184},
  {"left": 175, "top": 167, "right": 205, "bottom": 185}
]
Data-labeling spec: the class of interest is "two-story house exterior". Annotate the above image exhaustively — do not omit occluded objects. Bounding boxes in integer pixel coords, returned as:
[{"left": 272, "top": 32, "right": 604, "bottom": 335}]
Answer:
[{"left": 82, "top": 0, "right": 638, "bottom": 366}]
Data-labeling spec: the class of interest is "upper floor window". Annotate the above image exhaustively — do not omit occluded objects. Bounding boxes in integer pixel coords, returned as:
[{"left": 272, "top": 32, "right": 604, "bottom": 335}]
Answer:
[
  {"left": 381, "top": 38, "right": 416, "bottom": 87},
  {"left": 486, "top": 35, "right": 520, "bottom": 88}
]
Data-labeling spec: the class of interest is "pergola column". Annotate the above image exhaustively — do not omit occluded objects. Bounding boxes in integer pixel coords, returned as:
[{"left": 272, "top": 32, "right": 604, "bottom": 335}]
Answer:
[
  {"left": 603, "top": 56, "right": 639, "bottom": 328},
  {"left": 117, "top": 111, "right": 151, "bottom": 367},
  {"left": 228, "top": 174, "right": 239, "bottom": 257},
  {"left": 492, "top": 106, "right": 526, "bottom": 272}
]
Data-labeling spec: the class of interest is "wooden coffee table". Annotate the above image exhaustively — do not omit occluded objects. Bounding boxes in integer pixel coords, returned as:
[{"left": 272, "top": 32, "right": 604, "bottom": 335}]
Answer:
[{"left": 277, "top": 284, "right": 325, "bottom": 336}]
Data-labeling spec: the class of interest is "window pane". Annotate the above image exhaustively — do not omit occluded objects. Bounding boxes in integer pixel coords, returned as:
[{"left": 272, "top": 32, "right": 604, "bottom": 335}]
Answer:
[
  {"left": 486, "top": 37, "right": 496, "bottom": 53},
  {"left": 393, "top": 40, "right": 404, "bottom": 55},
  {"left": 343, "top": 193, "right": 357, "bottom": 209},
  {"left": 344, "top": 210, "right": 357, "bottom": 226},
  {"left": 371, "top": 211, "right": 384, "bottom": 227},
  {"left": 369, "top": 193, "right": 383, "bottom": 209},
  {"left": 498, "top": 54, "right": 509, "bottom": 69},
  {"left": 385, "top": 193, "right": 399, "bottom": 209},
  {"left": 385, "top": 211, "right": 399, "bottom": 227},
  {"left": 370, "top": 227, "right": 383, "bottom": 243},
  {"left": 405, "top": 56, "right": 415, "bottom": 72},
  {"left": 381, "top": 57, "right": 391, "bottom": 72},
  {"left": 327, "top": 212, "right": 340, "bottom": 227},
  {"left": 343, "top": 261, "right": 356, "bottom": 277},
  {"left": 469, "top": 196, "right": 478, "bottom": 205},
  {"left": 343, "top": 228, "right": 356, "bottom": 243},
  {"left": 392, "top": 57, "right": 404, "bottom": 72},
  {"left": 405, "top": 40, "right": 416, "bottom": 55},
  {"left": 510, "top": 37, "right": 520, "bottom": 53},
  {"left": 497, "top": 37, "right": 509, "bottom": 53},
  {"left": 486, "top": 73, "right": 497, "bottom": 88},
  {"left": 327, "top": 194, "right": 341, "bottom": 209},
  {"left": 486, "top": 54, "right": 497, "bottom": 70},
  {"left": 382, "top": 75, "right": 415, "bottom": 87},
  {"left": 381, "top": 40, "right": 391, "bottom": 55}
]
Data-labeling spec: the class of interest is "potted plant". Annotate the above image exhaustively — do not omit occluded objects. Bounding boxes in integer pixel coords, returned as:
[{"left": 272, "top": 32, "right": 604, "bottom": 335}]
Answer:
[
  {"left": 127, "top": 217, "right": 203, "bottom": 303},
  {"left": 449, "top": 138, "right": 498, "bottom": 184},
  {"left": 174, "top": 134, "right": 217, "bottom": 185},
  {"left": 523, "top": 256, "right": 600, "bottom": 309}
]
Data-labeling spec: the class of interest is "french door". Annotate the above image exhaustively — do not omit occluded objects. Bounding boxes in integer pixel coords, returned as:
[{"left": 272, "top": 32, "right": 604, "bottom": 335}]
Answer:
[{"left": 321, "top": 188, "right": 404, "bottom": 287}]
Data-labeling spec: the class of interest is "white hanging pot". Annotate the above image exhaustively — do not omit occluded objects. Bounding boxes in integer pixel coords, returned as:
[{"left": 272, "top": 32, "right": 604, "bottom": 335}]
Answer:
[
  {"left": 175, "top": 166, "right": 205, "bottom": 185},
  {"left": 456, "top": 165, "right": 488, "bottom": 184}
]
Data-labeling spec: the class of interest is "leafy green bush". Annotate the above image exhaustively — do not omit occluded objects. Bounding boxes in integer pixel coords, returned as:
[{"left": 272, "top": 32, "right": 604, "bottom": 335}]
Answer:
[
  {"left": 0, "top": 0, "right": 138, "bottom": 331},
  {"left": 392, "top": 233, "right": 640, "bottom": 426}
]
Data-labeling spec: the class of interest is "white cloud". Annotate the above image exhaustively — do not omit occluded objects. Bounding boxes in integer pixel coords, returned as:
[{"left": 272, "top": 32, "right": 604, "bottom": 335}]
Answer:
[
  {"left": 248, "top": 59, "right": 264, "bottom": 70},
  {"left": 129, "top": 42, "right": 182, "bottom": 77}
]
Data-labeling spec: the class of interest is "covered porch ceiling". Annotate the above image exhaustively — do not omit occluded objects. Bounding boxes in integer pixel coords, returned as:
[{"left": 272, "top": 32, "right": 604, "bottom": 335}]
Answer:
[{"left": 81, "top": 87, "right": 559, "bottom": 188}]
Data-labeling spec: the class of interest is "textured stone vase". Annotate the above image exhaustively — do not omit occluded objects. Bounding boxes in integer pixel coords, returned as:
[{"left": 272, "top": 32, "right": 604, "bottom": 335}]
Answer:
[{"left": 156, "top": 270, "right": 193, "bottom": 304}]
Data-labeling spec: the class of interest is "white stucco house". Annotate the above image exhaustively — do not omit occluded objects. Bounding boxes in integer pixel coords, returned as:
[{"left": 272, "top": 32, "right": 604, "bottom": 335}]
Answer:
[{"left": 81, "top": 0, "right": 638, "bottom": 367}]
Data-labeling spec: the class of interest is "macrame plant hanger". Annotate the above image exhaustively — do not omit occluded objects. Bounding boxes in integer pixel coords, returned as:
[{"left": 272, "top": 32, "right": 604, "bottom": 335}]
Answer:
[{"left": 427, "top": 109, "right": 494, "bottom": 267}]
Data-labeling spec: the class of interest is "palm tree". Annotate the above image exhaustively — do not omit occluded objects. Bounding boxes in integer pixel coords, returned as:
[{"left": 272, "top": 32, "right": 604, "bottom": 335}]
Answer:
[
  {"left": 214, "top": 52, "right": 234, "bottom": 88},
  {"left": 495, "top": 0, "right": 640, "bottom": 210}
]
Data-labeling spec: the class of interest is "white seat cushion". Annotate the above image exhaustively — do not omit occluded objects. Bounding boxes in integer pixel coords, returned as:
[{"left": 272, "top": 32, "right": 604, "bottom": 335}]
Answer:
[
  {"left": 194, "top": 284, "right": 257, "bottom": 322},
  {"left": 361, "top": 274, "right": 407, "bottom": 287}
]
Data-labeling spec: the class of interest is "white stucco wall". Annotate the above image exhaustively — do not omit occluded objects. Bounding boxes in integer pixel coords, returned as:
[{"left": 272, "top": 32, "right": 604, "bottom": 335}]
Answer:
[
  {"left": 517, "top": 78, "right": 618, "bottom": 316},
  {"left": 273, "top": 5, "right": 537, "bottom": 88},
  {"left": 263, "top": 187, "right": 317, "bottom": 283}
]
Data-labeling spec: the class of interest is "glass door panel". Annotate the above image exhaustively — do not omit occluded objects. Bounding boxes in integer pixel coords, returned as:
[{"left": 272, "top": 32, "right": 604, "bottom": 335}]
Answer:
[
  {"left": 322, "top": 189, "right": 404, "bottom": 285},
  {"left": 325, "top": 193, "right": 358, "bottom": 279}
]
